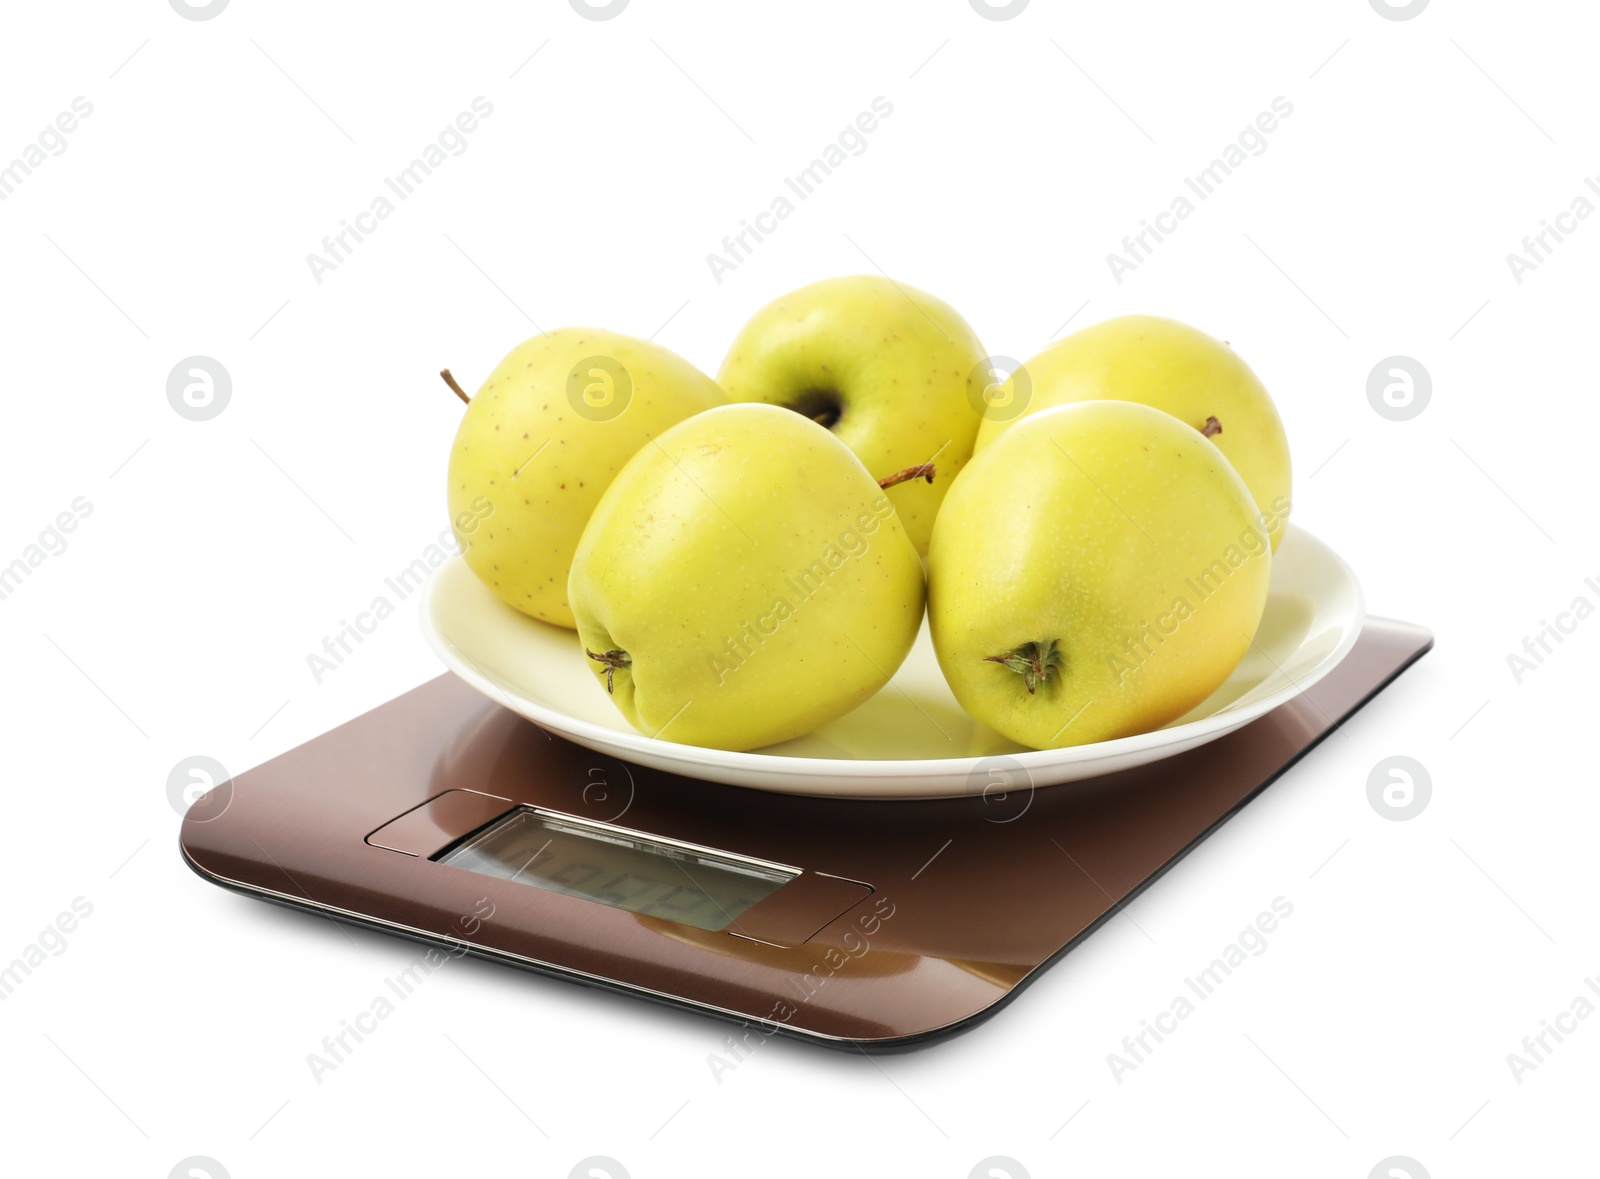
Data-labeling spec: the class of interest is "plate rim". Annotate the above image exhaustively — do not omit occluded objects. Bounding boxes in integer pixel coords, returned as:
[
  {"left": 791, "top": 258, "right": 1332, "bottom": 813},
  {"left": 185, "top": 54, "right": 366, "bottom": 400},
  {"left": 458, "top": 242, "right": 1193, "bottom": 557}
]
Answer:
[{"left": 420, "top": 524, "right": 1366, "bottom": 783}]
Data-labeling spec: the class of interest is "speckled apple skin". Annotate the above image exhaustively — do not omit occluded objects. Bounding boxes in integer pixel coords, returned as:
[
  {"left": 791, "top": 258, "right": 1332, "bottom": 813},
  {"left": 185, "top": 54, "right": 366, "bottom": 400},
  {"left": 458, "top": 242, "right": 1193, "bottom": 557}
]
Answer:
[{"left": 448, "top": 328, "right": 727, "bottom": 629}]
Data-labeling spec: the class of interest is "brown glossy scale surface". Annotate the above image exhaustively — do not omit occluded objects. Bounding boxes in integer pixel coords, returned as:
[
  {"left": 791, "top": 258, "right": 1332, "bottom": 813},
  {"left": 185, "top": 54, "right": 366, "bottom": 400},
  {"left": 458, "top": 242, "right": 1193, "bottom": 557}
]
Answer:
[{"left": 181, "top": 618, "right": 1431, "bottom": 1049}]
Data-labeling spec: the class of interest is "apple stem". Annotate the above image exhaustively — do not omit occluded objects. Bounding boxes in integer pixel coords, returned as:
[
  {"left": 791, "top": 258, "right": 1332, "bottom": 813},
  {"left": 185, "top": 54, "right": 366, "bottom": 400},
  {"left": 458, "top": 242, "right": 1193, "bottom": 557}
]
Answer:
[
  {"left": 440, "top": 369, "right": 471, "bottom": 405},
  {"left": 984, "top": 639, "right": 1063, "bottom": 696},
  {"left": 878, "top": 462, "right": 936, "bottom": 490},
  {"left": 586, "top": 647, "right": 632, "bottom": 694},
  {"left": 1201, "top": 415, "right": 1222, "bottom": 438}
]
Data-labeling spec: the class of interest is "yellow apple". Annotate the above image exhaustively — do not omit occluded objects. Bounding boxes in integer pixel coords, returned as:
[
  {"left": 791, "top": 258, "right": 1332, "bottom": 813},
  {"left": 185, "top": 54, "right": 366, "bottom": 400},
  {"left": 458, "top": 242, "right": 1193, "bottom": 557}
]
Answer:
[
  {"left": 930, "top": 401, "right": 1271, "bottom": 749},
  {"left": 975, "top": 315, "right": 1293, "bottom": 549},
  {"left": 568, "top": 403, "right": 925, "bottom": 751},
  {"left": 717, "top": 275, "right": 989, "bottom": 555},
  {"left": 447, "top": 328, "right": 726, "bottom": 629}
]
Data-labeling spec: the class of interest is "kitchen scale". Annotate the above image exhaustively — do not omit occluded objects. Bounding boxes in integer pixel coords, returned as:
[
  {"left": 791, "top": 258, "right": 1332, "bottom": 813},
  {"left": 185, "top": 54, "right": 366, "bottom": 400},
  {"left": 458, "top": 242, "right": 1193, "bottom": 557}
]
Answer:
[{"left": 181, "top": 617, "right": 1431, "bottom": 1050}]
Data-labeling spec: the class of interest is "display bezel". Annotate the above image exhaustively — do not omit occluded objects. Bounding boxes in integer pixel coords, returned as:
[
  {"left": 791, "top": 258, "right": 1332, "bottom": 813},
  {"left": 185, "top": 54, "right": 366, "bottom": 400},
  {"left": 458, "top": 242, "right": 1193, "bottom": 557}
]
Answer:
[{"left": 431, "top": 806, "right": 801, "bottom": 932}]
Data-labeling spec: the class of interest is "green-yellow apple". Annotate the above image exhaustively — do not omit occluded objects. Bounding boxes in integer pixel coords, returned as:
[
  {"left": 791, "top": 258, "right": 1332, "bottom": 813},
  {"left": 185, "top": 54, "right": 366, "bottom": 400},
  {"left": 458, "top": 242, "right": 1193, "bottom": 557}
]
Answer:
[
  {"left": 447, "top": 328, "right": 726, "bottom": 629},
  {"left": 716, "top": 275, "right": 989, "bottom": 555},
  {"left": 568, "top": 403, "right": 925, "bottom": 751},
  {"left": 975, "top": 315, "right": 1293, "bottom": 550},
  {"left": 930, "top": 401, "right": 1271, "bottom": 750}
]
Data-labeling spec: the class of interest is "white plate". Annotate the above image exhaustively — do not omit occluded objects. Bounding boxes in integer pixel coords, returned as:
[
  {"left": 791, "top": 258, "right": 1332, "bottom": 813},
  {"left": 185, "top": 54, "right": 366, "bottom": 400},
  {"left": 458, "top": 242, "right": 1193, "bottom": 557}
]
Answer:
[{"left": 421, "top": 525, "right": 1363, "bottom": 799}]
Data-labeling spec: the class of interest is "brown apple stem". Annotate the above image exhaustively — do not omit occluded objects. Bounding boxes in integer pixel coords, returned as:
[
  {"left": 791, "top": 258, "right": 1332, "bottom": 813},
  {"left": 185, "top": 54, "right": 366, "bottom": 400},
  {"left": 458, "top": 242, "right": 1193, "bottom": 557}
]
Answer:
[
  {"left": 440, "top": 369, "right": 471, "bottom": 405},
  {"left": 878, "top": 462, "right": 936, "bottom": 490},
  {"left": 984, "top": 639, "right": 1063, "bottom": 696},
  {"left": 586, "top": 647, "right": 632, "bottom": 694},
  {"left": 1201, "top": 415, "right": 1222, "bottom": 438}
]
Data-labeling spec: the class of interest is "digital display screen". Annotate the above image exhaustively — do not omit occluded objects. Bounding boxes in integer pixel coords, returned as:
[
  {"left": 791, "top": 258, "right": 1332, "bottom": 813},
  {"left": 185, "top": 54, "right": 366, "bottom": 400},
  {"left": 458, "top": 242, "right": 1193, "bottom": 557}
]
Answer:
[{"left": 434, "top": 808, "right": 798, "bottom": 932}]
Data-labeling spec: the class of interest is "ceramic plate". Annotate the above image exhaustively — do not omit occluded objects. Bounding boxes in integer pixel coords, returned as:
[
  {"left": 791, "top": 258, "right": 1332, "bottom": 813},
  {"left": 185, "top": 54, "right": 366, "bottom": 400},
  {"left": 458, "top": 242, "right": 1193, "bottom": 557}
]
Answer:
[{"left": 421, "top": 525, "right": 1363, "bottom": 798}]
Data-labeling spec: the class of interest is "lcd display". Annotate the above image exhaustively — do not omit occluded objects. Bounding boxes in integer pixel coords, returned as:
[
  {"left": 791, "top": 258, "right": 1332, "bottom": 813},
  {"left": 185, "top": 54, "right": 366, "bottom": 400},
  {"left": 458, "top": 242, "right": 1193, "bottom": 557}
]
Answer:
[{"left": 435, "top": 808, "right": 798, "bottom": 932}]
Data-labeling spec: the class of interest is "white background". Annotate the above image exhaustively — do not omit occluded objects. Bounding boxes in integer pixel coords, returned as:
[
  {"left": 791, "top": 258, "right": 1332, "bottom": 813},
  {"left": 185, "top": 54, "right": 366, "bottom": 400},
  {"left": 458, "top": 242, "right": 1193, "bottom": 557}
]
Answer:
[{"left": 1, "top": 0, "right": 1594, "bottom": 1175}]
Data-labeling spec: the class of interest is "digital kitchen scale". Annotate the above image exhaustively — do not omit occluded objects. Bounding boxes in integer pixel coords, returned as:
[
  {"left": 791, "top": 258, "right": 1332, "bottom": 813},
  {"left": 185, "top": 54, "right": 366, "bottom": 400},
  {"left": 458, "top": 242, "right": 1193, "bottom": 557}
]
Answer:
[{"left": 181, "top": 617, "right": 1431, "bottom": 1050}]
